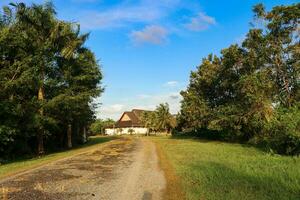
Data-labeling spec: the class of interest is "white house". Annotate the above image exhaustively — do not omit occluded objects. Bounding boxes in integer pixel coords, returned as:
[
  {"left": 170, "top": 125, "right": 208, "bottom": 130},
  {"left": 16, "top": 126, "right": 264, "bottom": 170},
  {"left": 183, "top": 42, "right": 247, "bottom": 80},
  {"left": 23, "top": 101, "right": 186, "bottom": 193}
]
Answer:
[{"left": 105, "top": 109, "right": 149, "bottom": 135}]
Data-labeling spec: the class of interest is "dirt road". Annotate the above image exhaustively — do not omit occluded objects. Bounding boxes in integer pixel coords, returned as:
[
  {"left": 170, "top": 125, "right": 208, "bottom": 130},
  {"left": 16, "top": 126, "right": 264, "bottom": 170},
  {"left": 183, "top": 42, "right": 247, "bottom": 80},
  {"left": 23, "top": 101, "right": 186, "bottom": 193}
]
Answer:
[{"left": 0, "top": 137, "right": 166, "bottom": 200}]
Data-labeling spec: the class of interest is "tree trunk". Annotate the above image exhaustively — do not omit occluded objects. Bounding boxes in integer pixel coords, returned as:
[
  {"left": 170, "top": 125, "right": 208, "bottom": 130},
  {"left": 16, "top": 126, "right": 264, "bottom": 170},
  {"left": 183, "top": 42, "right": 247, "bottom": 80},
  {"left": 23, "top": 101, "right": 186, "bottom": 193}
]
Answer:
[
  {"left": 76, "top": 123, "right": 80, "bottom": 142},
  {"left": 37, "top": 84, "right": 45, "bottom": 156},
  {"left": 67, "top": 124, "right": 72, "bottom": 148},
  {"left": 82, "top": 126, "right": 87, "bottom": 143},
  {"left": 275, "top": 51, "right": 291, "bottom": 107}
]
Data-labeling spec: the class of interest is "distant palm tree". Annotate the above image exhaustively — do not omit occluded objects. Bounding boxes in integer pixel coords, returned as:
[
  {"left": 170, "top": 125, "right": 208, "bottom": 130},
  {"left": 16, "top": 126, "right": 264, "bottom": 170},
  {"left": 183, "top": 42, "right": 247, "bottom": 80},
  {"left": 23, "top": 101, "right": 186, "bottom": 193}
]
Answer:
[
  {"left": 155, "top": 103, "right": 175, "bottom": 133},
  {"left": 141, "top": 111, "right": 156, "bottom": 136},
  {"left": 141, "top": 103, "right": 175, "bottom": 135}
]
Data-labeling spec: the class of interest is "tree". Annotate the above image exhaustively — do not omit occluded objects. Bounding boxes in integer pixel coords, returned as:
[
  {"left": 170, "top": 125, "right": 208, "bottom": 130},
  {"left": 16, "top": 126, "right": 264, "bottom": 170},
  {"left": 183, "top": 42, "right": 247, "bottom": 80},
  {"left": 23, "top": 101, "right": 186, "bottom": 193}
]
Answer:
[
  {"left": 0, "top": 1, "right": 103, "bottom": 157},
  {"left": 8, "top": 2, "right": 88, "bottom": 153},
  {"left": 155, "top": 103, "right": 174, "bottom": 133},
  {"left": 90, "top": 119, "right": 115, "bottom": 135},
  {"left": 141, "top": 103, "right": 175, "bottom": 134},
  {"left": 141, "top": 111, "right": 156, "bottom": 135},
  {"left": 253, "top": 3, "right": 300, "bottom": 107},
  {"left": 177, "top": 3, "right": 300, "bottom": 154}
]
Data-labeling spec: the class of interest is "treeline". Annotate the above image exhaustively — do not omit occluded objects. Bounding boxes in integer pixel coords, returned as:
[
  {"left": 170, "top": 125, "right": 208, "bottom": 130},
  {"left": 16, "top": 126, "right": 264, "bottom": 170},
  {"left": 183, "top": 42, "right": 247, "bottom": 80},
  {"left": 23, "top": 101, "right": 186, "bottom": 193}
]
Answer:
[
  {"left": 0, "top": 2, "right": 102, "bottom": 159},
  {"left": 90, "top": 119, "right": 115, "bottom": 135},
  {"left": 177, "top": 3, "right": 300, "bottom": 155}
]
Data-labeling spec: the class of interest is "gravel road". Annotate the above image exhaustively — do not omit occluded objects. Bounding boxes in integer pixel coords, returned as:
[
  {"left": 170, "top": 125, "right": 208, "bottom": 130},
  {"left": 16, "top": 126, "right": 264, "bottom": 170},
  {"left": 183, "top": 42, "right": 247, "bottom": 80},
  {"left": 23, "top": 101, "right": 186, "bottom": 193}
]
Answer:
[{"left": 0, "top": 137, "right": 166, "bottom": 200}]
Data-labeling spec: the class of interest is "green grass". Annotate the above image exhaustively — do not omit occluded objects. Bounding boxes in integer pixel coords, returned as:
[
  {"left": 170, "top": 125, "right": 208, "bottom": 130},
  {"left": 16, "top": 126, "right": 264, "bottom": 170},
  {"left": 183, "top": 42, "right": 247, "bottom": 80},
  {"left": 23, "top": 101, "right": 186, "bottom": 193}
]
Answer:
[
  {"left": 0, "top": 136, "right": 115, "bottom": 179},
  {"left": 152, "top": 136, "right": 300, "bottom": 200}
]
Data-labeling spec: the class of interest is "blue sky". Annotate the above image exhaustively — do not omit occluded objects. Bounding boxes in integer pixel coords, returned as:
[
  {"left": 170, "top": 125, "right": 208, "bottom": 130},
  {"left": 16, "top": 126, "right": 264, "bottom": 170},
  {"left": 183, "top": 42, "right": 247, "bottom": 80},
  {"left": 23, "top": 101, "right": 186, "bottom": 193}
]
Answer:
[{"left": 1, "top": 0, "right": 298, "bottom": 119}]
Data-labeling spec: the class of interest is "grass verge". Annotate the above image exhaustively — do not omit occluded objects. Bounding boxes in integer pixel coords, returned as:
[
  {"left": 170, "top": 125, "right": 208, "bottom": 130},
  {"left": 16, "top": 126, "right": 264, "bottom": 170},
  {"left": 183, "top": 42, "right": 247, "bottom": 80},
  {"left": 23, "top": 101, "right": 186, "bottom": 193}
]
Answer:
[
  {"left": 0, "top": 136, "right": 116, "bottom": 180},
  {"left": 151, "top": 136, "right": 300, "bottom": 200},
  {"left": 155, "top": 140, "right": 185, "bottom": 200}
]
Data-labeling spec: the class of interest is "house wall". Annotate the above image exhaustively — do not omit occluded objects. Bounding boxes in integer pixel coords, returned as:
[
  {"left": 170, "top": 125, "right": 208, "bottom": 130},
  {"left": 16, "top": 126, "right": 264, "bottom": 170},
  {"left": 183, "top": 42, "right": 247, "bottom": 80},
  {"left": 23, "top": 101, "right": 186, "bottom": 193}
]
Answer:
[
  {"left": 105, "top": 127, "right": 148, "bottom": 135},
  {"left": 105, "top": 128, "right": 116, "bottom": 135}
]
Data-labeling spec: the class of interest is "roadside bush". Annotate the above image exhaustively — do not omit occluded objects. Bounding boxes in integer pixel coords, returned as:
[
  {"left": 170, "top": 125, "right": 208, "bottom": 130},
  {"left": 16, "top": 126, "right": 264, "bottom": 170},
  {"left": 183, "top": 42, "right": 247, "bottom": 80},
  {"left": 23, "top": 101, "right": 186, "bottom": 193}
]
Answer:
[
  {"left": 250, "top": 105, "right": 300, "bottom": 155},
  {"left": 265, "top": 106, "right": 300, "bottom": 155}
]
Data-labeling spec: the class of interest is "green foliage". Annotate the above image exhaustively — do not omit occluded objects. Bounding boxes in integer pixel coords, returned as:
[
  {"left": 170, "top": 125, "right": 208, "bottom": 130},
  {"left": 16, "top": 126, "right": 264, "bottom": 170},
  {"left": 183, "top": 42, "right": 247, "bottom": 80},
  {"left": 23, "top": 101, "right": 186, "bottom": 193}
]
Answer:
[
  {"left": 178, "top": 3, "right": 300, "bottom": 155},
  {"left": 141, "top": 103, "right": 176, "bottom": 133},
  {"left": 255, "top": 104, "right": 300, "bottom": 155},
  {"left": 0, "top": 2, "right": 103, "bottom": 157},
  {"left": 0, "top": 126, "right": 16, "bottom": 151},
  {"left": 90, "top": 119, "right": 115, "bottom": 135}
]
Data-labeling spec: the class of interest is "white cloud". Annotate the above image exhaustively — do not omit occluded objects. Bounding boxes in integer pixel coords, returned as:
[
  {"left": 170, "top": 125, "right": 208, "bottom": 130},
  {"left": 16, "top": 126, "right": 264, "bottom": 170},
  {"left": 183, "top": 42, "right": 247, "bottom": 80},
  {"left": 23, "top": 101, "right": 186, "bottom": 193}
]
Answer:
[
  {"left": 169, "top": 93, "right": 180, "bottom": 100},
  {"left": 101, "top": 104, "right": 124, "bottom": 114},
  {"left": 80, "top": 7, "right": 162, "bottom": 30},
  {"left": 185, "top": 12, "right": 216, "bottom": 31},
  {"left": 135, "top": 92, "right": 183, "bottom": 114},
  {"left": 96, "top": 103, "right": 125, "bottom": 120},
  {"left": 96, "top": 91, "right": 183, "bottom": 120},
  {"left": 130, "top": 25, "right": 168, "bottom": 45},
  {"left": 137, "top": 94, "right": 151, "bottom": 99},
  {"left": 164, "top": 81, "right": 178, "bottom": 87},
  {"left": 77, "top": 0, "right": 182, "bottom": 30}
]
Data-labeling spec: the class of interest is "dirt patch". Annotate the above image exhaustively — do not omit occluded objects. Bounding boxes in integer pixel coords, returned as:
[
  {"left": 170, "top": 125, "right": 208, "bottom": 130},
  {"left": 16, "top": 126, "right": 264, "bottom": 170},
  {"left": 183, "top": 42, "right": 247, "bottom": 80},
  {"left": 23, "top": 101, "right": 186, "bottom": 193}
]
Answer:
[
  {"left": 0, "top": 137, "right": 166, "bottom": 200},
  {"left": 0, "top": 137, "right": 137, "bottom": 200}
]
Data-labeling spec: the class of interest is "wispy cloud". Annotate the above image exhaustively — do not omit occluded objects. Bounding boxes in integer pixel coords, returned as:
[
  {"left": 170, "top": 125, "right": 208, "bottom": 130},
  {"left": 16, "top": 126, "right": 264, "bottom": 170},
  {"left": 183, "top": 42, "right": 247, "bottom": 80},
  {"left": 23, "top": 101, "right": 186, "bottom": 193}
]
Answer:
[
  {"left": 163, "top": 81, "right": 178, "bottom": 87},
  {"left": 169, "top": 93, "right": 180, "bottom": 99},
  {"left": 130, "top": 25, "right": 168, "bottom": 45},
  {"left": 136, "top": 91, "right": 182, "bottom": 113},
  {"left": 137, "top": 94, "right": 151, "bottom": 99},
  {"left": 101, "top": 104, "right": 124, "bottom": 114},
  {"left": 185, "top": 12, "right": 216, "bottom": 31},
  {"left": 79, "top": 7, "right": 162, "bottom": 30},
  {"left": 77, "top": 0, "right": 181, "bottom": 30}
]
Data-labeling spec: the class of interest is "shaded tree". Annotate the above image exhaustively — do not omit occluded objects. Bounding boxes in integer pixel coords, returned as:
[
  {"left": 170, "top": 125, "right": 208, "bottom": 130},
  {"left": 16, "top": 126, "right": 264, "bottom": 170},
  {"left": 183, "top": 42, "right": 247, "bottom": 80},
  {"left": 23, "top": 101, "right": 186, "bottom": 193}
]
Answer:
[{"left": 0, "top": 1, "right": 103, "bottom": 157}]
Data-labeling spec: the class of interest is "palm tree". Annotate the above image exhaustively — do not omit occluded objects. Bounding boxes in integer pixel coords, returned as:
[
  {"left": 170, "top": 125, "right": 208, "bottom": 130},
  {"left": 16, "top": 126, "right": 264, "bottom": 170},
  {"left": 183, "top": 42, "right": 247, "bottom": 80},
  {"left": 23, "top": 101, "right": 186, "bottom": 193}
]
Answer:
[
  {"left": 141, "top": 111, "right": 156, "bottom": 136},
  {"left": 12, "top": 2, "right": 56, "bottom": 155},
  {"left": 12, "top": 2, "right": 89, "bottom": 154},
  {"left": 155, "top": 103, "right": 173, "bottom": 133}
]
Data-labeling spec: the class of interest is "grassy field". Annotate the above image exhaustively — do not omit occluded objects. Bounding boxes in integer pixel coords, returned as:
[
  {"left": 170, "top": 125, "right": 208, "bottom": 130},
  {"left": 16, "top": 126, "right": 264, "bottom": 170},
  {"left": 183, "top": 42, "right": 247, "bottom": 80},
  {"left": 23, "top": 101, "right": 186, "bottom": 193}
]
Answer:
[
  {"left": 152, "top": 136, "right": 300, "bottom": 200},
  {"left": 0, "top": 136, "right": 115, "bottom": 179}
]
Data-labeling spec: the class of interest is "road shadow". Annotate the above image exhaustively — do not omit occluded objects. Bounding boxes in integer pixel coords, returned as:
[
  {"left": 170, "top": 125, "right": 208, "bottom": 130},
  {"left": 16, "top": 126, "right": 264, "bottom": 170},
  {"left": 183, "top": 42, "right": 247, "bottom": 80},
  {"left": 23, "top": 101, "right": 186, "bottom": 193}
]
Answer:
[{"left": 1, "top": 136, "right": 118, "bottom": 165}]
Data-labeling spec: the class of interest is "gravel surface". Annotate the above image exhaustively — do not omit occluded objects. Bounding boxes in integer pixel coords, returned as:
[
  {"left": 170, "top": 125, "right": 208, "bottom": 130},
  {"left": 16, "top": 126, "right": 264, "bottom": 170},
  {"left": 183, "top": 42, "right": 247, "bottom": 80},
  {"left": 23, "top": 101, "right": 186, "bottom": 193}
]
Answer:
[{"left": 0, "top": 137, "right": 166, "bottom": 200}]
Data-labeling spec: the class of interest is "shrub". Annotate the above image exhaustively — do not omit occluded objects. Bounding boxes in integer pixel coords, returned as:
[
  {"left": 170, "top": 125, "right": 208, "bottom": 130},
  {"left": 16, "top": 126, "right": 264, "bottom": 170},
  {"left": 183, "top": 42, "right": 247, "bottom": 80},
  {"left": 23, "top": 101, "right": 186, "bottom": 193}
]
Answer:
[
  {"left": 251, "top": 105, "right": 300, "bottom": 155},
  {"left": 267, "top": 106, "right": 300, "bottom": 155}
]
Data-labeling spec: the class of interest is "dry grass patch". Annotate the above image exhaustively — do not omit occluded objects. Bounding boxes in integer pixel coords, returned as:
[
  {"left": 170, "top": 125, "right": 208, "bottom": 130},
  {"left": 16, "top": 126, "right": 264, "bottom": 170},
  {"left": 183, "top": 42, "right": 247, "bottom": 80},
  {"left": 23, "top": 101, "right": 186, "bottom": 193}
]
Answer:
[
  {"left": 154, "top": 138, "right": 185, "bottom": 200},
  {"left": 0, "top": 136, "right": 116, "bottom": 180}
]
